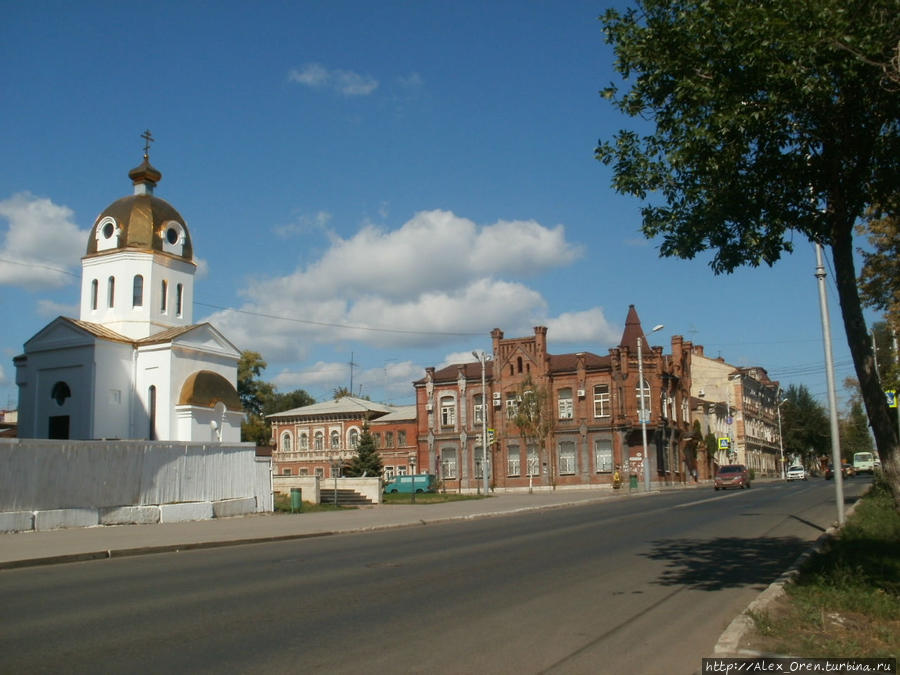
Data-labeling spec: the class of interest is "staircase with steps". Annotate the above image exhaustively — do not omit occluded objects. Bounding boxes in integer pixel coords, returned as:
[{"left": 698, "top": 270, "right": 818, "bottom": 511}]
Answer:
[{"left": 319, "top": 488, "right": 375, "bottom": 507}]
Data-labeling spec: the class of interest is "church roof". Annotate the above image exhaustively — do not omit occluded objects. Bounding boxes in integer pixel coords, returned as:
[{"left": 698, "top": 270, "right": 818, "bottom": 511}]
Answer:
[
  {"left": 619, "top": 304, "right": 647, "bottom": 352},
  {"left": 268, "top": 396, "right": 396, "bottom": 419},
  {"left": 84, "top": 154, "right": 194, "bottom": 262}
]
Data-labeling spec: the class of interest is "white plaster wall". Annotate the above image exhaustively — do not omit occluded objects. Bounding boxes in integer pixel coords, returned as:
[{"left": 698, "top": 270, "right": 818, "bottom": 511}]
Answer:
[
  {"left": 90, "top": 341, "right": 134, "bottom": 439},
  {"left": 0, "top": 439, "right": 271, "bottom": 513}
]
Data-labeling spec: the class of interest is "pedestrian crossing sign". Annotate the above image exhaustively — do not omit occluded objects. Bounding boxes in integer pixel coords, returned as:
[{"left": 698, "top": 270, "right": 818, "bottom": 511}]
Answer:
[
  {"left": 887, "top": 390, "right": 897, "bottom": 408},
  {"left": 718, "top": 437, "right": 730, "bottom": 450}
]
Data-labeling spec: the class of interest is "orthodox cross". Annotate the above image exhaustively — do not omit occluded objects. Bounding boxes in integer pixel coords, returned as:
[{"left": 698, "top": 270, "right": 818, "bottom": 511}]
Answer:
[{"left": 140, "top": 129, "right": 155, "bottom": 158}]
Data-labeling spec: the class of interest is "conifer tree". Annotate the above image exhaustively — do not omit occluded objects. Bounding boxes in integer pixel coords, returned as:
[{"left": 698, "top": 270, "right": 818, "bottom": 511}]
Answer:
[{"left": 343, "top": 424, "right": 383, "bottom": 477}]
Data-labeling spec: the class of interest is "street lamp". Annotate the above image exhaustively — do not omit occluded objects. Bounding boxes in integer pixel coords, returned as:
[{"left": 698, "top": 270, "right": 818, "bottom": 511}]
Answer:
[
  {"left": 639, "top": 324, "right": 664, "bottom": 492},
  {"left": 777, "top": 395, "right": 788, "bottom": 480},
  {"left": 472, "top": 350, "right": 491, "bottom": 497}
]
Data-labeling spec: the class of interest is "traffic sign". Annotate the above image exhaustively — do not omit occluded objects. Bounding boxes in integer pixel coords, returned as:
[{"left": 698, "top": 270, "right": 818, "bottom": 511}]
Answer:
[
  {"left": 887, "top": 390, "right": 897, "bottom": 409},
  {"left": 718, "top": 437, "right": 730, "bottom": 450}
]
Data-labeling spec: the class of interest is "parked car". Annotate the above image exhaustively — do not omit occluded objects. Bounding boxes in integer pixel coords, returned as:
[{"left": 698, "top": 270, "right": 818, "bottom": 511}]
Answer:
[
  {"left": 714, "top": 464, "right": 750, "bottom": 490},
  {"left": 383, "top": 473, "right": 437, "bottom": 494},
  {"left": 824, "top": 464, "right": 835, "bottom": 480},
  {"left": 786, "top": 465, "right": 807, "bottom": 481},
  {"left": 842, "top": 462, "right": 854, "bottom": 477}
]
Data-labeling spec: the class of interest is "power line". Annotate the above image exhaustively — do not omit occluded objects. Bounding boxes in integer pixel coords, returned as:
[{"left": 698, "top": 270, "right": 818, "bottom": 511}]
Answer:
[{"left": 195, "top": 301, "right": 483, "bottom": 337}]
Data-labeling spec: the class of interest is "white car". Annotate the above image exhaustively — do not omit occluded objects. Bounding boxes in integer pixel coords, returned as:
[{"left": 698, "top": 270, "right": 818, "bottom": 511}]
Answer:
[{"left": 786, "top": 465, "right": 807, "bottom": 481}]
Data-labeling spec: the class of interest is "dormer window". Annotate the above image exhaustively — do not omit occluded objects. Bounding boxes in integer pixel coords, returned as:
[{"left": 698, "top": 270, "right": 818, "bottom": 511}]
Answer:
[
  {"left": 95, "top": 216, "right": 121, "bottom": 251},
  {"left": 160, "top": 220, "right": 186, "bottom": 256}
]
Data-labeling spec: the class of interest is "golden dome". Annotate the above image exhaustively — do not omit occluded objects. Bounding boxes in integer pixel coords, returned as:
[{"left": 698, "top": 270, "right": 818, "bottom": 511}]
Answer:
[{"left": 84, "top": 156, "right": 194, "bottom": 262}]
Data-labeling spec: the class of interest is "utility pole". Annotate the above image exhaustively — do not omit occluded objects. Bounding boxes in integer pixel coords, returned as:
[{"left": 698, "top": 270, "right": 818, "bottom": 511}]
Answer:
[{"left": 815, "top": 243, "right": 845, "bottom": 525}]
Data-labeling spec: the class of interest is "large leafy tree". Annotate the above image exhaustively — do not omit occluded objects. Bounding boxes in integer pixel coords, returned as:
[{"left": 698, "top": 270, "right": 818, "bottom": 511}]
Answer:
[
  {"left": 597, "top": 0, "right": 900, "bottom": 505},
  {"left": 780, "top": 385, "right": 830, "bottom": 468},
  {"left": 238, "top": 350, "right": 314, "bottom": 445}
]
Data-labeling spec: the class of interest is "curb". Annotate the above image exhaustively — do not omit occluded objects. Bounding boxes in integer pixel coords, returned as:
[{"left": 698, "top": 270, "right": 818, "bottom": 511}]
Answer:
[{"left": 713, "top": 492, "right": 865, "bottom": 656}]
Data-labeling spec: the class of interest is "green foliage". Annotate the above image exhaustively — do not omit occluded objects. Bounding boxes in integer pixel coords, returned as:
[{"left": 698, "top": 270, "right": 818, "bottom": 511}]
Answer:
[
  {"left": 858, "top": 206, "right": 900, "bottom": 340},
  {"left": 596, "top": 0, "right": 900, "bottom": 500},
  {"left": 238, "top": 350, "right": 315, "bottom": 445},
  {"left": 780, "top": 384, "right": 829, "bottom": 464},
  {"left": 511, "top": 377, "right": 556, "bottom": 485},
  {"left": 840, "top": 379, "right": 876, "bottom": 461},
  {"left": 598, "top": 0, "right": 899, "bottom": 273},
  {"left": 342, "top": 424, "right": 383, "bottom": 478}
]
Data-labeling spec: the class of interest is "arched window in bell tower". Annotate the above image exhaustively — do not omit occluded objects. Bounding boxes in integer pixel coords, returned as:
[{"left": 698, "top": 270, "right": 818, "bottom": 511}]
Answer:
[
  {"left": 107, "top": 276, "right": 115, "bottom": 308},
  {"left": 132, "top": 275, "right": 144, "bottom": 308},
  {"left": 91, "top": 279, "right": 98, "bottom": 310},
  {"left": 176, "top": 283, "right": 184, "bottom": 317}
]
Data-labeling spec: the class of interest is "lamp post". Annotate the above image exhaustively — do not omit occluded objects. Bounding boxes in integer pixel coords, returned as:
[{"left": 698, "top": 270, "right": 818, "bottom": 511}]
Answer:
[
  {"left": 639, "top": 324, "right": 664, "bottom": 493},
  {"left": 472, "top": 350, "right": 490, "bottom": 496},
  {"left": 777, "top": 395, "right": 788, "bottom": 480},
  {"left": 331, "top": 457, "right": 339, "bottom": 507},
  {"left": 409, "top": 454, "right": 417, "bottom": 504}
]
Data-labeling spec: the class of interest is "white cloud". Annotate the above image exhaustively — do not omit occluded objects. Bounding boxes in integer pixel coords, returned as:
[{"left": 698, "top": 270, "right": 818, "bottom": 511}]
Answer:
[
  {"left": 0, "top": 193, "right": 87, "bottom": 289},
  {"left": 273, "top": 210, "right": 333, "bottom": 238},
  {"left": 545, "top": 308, "right": 620, "bottom": 346},
  {"left": 288, "top": 63, "right": 378, "bottom": 96},
  {"left": 202, "top": 209, "right": 590, "bottom": 367}
]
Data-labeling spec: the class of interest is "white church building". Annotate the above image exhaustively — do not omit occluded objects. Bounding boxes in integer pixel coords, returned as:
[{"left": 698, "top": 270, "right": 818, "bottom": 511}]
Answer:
[{"left": 14, "top": 148, "right": 243, "bottom": 442}]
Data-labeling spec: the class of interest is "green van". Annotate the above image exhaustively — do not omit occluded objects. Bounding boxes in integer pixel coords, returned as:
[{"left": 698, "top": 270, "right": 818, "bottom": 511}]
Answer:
[{"left": 383, "top": 474, "right": 437, "bottom": 494}]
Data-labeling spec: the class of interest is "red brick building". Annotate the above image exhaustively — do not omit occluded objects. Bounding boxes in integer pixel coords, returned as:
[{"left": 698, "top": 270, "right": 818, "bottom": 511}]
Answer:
[{"left": 414, "top": 306, "right": 695, "bottom": 491}]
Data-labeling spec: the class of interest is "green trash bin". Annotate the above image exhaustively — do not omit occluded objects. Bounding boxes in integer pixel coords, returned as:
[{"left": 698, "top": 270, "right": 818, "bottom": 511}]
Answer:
[
  {"left": 629, "top": 474, "right": 638, "bottom": 490},
  {"left": 290, "top": 487, "right": 302, "bottom": 512}
]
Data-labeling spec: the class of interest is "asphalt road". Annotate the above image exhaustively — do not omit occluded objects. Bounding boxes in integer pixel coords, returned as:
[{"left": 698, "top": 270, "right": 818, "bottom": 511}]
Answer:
[{"left": 0, "top": 478, "right": 868, "bottom": 675}]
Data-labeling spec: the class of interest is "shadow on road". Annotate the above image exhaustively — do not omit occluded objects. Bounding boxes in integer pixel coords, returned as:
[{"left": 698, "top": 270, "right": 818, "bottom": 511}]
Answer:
[{"left": 642, "top": 536, "right": 808, "bottom": 591}]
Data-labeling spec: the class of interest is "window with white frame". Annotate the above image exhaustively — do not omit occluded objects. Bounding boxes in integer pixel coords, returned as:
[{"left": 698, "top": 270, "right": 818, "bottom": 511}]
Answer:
[
  {"left": 397, "top": 430, "right": 406, "bottom": 446},
  {"left": 507, "top": 444, "right": 521, "bottom": 476},
  {"left": 505, "top": 398, "right": 518, "bottom": 420},
  {"left": 527, "top": 445, "right": 540, "bottom": 476},
  {"left": 300, "top": 433, "right": 308, "bottom": 449},
  {"left": 593, "top": 384, "right": 610, "bottom": 418},
  {"left": 384, "top": 466, "right": 395, "bottom": 479},
  {"left": 441, "top": 448, "right": 457, "bottom": 479},
  {"left": 440, "top": 395, "right": 456, "bottom": 427},
  {"left": 473, "top": 393, "right": 484, "bottom": 424},
  {"left": 281, "top": 432, "right": 292, "bottom": 452},
  {"left": 132, "top": 274, "right": 143, "bottom": 308},
  {"left": 385, "top": 431, "right": 394, "bottom": 447},
  {"left": 636, "top": 379, "right": 651, "bottom": 419},
  {"left": 315, "top": 467, "right": 324, "bottom": 478},
  {"left": 558, "top": 388, "right": 573, "bottom": 419},
  {"left": 660, "top": 392, "right": 668, "bottom": 419},
  {"left": 349, "top": 429, "right": 359, "bottom": 448},
  {"left": 314, "top": 431, "right": 324, "bottom": 450},
  {"left": 594, "top": 439, "right": 613, "bottom": 473},
  {"left": 558, "top": 441, "right": 576, "bottom": 475},
  {"left": 282, "top": 468, "right": 291, "bottom": 475},
  {"left": 397, "top": 465, "right": 408, "bottom": 476},
  {"left": 330, "top": 430, "right": 340, "bottom": 449}
]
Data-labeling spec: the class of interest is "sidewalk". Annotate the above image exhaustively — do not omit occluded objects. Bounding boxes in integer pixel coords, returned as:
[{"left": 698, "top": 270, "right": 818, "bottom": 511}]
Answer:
[{"left": 0, "top": 488, "right": 629, "bottom": 570}]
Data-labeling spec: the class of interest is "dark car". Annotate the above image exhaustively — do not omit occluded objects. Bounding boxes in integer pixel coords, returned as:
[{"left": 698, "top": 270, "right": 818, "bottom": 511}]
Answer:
[{"left": 714, "top": 464, "right": 750, "bottom": 490}]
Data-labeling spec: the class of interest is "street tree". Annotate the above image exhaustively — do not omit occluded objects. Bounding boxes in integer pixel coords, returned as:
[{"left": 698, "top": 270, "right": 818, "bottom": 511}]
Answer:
[
  {"left": 780, "top": 385, "right": 830, "bottom": 468},
  {"left": 840, "top": 379, "right": 875, "bottom": 463},
  {"left": 510, "top": 377, "right": 556, "bottom": 489},
  {"left": 342, "top": 424, "right": 383, "bottom": 478},
  {"left": 238, "top": 350, "right": 315, "bottom": 445},
  {"left": 597, "top": 0, "right": 900, "bottom": 505}
]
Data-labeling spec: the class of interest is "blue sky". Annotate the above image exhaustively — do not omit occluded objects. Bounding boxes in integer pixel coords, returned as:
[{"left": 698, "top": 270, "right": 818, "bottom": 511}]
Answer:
[{"left": 0, "top": 1, "right": 875, "bottom": 411}]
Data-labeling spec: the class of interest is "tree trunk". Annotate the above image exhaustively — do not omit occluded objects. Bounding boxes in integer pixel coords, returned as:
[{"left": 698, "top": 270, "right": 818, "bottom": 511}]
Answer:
[{"left": 830, "top": 227, "right": 900, "bottom": 509}]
